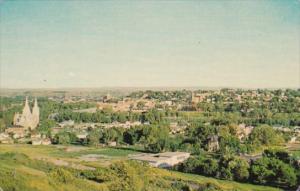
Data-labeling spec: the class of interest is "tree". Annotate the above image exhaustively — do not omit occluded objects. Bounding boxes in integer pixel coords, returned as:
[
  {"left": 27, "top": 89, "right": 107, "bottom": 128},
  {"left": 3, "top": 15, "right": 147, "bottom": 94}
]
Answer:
[
  {"left": 136, "top": 101, "right": 145, "bottom": 110},
  {"left": 248, "top": 125, "right": 284, "bottom": 146},
  {"left": 186, "top": 122, "right": 216, "bottom": 148},
  {"left": 123, "top": 127, "right": 143, "bottom": 145},
  {"left": 176, "top": 157, "right": 202, "bottom": 173},
  {"left": 0, "top": 119, "right": 6, "bottom": 133},
  {"left": 231, "top": 158, "right": 250, "bottom": 181},
  {"left": 49, "top": 168, "right": 74, "bottom": 184},
  {"left": 250, "top": 157, "right": 297, "bottom": 187},
  {"left": 101, "top": 127, "right": 124, "bottom": 144},
  {"left": 109, "top": 161, "right": 144, "bottom": 191},
  {"left": 117, "top": 112, "right": 127, "bottom": 123},
  {"left": 54, "top": 131, "right": 77, "bottom": 145},
  {"left": 141, "top": 125, "right": 170, "bottom": 152},
  {"left": 87, "top": 129, "right": 101, "bottom": 146},
  {"left": 263, "top": 149, "right": 291, "bottom": 163},
  {"left": 200, "top": 158, "right": 219, "bottom": 176},
  {"left": 218, "top": 156, "right": 249, "bottom": 181},
  {"left": 219, "top": 135, "right": 241, "bottom": 154},
  {"left": 38, "top": 119, "right": 56, "bottom": 135}
]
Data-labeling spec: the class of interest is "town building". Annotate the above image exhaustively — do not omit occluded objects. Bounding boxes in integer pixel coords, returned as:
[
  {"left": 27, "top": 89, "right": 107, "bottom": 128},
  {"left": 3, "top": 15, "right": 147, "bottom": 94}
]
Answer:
[
  {"left": 0, "top": 133, "right": 13, "bottom": 144},
  {"left": 13, "top": 97, "right": 39, "bottom": 130},
  {"left": 5, "top": 127, "right": 27, "bottom": 139},
  {"left": 207, "top": 135, "right": 219, "bottom": 152},
  {"left": 129, "top": 152, "right": 190, "bottom": 168},
  {"left": 237, "top": 124, "right": 254, "bottom": 141}
]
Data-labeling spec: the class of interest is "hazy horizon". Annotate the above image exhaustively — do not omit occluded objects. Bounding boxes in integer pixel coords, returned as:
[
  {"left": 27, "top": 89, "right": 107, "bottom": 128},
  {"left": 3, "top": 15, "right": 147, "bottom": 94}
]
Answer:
[{"left": 1, "top": 0, "right": 299, "bottom": 89}]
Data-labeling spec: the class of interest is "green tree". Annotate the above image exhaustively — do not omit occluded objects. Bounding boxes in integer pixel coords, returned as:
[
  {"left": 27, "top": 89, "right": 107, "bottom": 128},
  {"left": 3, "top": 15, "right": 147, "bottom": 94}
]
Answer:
[
  {"left": 54, "top": 131, "right": 77, "bottom": 145},
  {"left": 248, "top": 125, "right": 284, "bottom": 146},
  {"left": 136, "top": 101, "right": 145, "bottom": 110},
  {"left": 0, "top": 119, "right": 6, "bottom": 132},
  {"left": 87, "top": 129, "right": 101, "bottom": 146},
  {"left": 250, "top": 157, "right": 297, "bottom": 187}
]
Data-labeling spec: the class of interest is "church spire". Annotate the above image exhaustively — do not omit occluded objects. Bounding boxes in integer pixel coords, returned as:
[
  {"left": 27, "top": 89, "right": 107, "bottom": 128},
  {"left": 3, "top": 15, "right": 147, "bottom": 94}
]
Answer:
[
  {"left": 34, "top": 97, "right": 38, "bottom": 108},
  {"left": 32, "top": 97, "right": 40, "bottom": 126},
  {"left": 22, "top": 96, "right": 31, "bottom": 115},
  {"left": 32, "top": 97, "right": 39, "bottom": 115}
]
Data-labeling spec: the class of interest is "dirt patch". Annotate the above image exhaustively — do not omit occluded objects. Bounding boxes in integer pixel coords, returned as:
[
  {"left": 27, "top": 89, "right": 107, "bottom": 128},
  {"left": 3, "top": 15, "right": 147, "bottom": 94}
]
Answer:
[
  {"left": 35, "top": 156, "right": 95, "bottom": 170},
  {"left": 78, "top": 154, "right": 109, "bottom": 162},
  {"left": 54, "top": 145, "right": 89, "bottom": 152}
]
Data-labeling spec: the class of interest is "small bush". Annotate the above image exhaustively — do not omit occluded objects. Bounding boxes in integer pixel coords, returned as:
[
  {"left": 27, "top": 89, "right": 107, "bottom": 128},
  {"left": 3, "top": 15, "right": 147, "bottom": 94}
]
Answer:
[{"left": 49, "top": 168, "right": 74, "bottom": 184}]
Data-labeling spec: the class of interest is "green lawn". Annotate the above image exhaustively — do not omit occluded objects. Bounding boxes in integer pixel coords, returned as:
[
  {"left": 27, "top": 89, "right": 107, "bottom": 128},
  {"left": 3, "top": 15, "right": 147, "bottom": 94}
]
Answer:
[
  {"left": 291, "top": 150, "right": 300, "bottom": 158},
  {"left": 0, "top": 144, "right": 283, "bottom": 191},
  {"left": 48, "top": 146, "right": 142, "bottom": 158},
  {"left": 169, "top": 171, "right": 281, "bottom": 191}
]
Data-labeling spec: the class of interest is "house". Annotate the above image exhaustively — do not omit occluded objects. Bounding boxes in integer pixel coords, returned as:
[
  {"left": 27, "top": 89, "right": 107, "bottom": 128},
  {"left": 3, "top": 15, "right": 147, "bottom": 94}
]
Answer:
[
  {"left": 32, "top": 139, "right": 42, "bottom": 145},
  {"left": 191, "top": 92, "right": 208, "bottom": 104},
  {"left": 76, "top": 132, "right": 88, "bottom": 139},
  {"left": 31, "top": 138, "right": 52, "bottom": 145},
  {"left": 0, "top": 133, "right": 13, "bottom": 144},
  {"left": 163, "top": 100, "right": 173, "bottom": 106},
  {"left": 108, "top": 141, "right": 117, "bottom": 147},
  {"left": 129, "top": 152, "right": 190, "bottom": 168},
  {"left": 41, "top": 138, "right": 52, "bottom": 145},
  {"left": 169, "top": 122, "right": 187, "bottom": 134},
  {"left": 237, "top": 124, "right": 254, "bottom": 141},
  {"left": 207, "top": 135, "right": 219, "bottom": 152},
  {"left": 59, "top": 120, "right": 75, "bottom": 128},
  {"left": 5, "top": 127, "right": 27, "bottom": 139},
  {"left": 289, "top": 136, "right": 298, "bottom": 143},
  {"left": 272, "top": 126, "right": 292, "bottom": 132},
  {"left": 31, "top": 133, "right": 41, "bottom": 139}
]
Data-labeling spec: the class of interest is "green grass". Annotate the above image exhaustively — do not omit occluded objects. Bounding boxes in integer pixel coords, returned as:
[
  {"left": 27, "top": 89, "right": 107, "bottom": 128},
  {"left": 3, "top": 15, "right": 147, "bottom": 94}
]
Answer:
[
  {"left": 167, "top": 171, "right": 281, "bottom": 191},
  {"left": 48, "top": 147, "right": 142, "bottom": 158},
  {"left": 0, "top": 155, "right": 109, "bottom": 191},
  {"left": 291, "top": 150, "right": 300, "bottom": 158},
  {"left": 0, "top": 145, "right": 284, "bottom": 191}
]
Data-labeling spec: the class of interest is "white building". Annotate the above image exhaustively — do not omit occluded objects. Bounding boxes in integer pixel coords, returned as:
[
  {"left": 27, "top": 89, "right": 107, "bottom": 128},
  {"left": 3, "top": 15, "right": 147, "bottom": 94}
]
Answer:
[
  {"left": 13, "top": 97, "right": 39, "bottom": 130},
  {"left": 130, "top": 152, "right": 190, "bottom": 168}
]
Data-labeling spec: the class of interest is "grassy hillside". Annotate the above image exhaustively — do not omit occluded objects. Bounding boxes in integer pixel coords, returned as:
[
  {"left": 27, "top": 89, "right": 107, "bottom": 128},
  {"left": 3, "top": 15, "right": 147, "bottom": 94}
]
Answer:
[{"left": 0, "top": 144, "right": 282, "bottom": 191}]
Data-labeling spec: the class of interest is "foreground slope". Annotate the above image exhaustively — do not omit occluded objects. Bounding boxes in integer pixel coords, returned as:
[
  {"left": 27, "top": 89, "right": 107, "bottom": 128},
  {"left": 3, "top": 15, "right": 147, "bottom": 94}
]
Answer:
[{"left": 0, "top": 145, "right": 282, "bottom": 191}]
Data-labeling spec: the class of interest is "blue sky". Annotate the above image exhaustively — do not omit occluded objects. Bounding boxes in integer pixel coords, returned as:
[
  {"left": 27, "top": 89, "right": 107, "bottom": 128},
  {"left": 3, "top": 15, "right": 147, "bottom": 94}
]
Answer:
[{"left": 0, "top": 0, "right": 299, "bottom": 88}]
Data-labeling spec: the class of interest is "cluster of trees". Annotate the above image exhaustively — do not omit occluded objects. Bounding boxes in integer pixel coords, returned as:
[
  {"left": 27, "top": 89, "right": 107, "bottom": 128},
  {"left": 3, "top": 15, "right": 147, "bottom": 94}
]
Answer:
[
  {"left": 175, "top": 149, "right": 299, "bottom": 189},
  {"left": 128, "top": 90, "right": 191, "bottom": 102},
  {"left": 66, "top": 160, "right": 222, "bottom": 191},
  {"left": 193, "top": 102, "right": 300, "bottom": 126},
  {"left": 53, "top": 120, "right": 287, "bottom": 155},
  {"left": 86, "top": 127, "right": 124, "bottom": 146},
  {"left": 54, "top": 108, "right": 174, "bottom": 125},
  {"left": 247, "top": 125, "right": 284, "bottom": 146},
  {"left": 185, "top": 122, "right": 285, "bottom": 154},
  {"left": 176, "top": 155, "right": 249, "bottom": 182},
  {"left": 54, "top": 110, "right": 137, "bottom": 123},
  {"left": 180, "top": 108, "right": 300, "bottom": 127},
  {"left": 251, "top": 150, "right": 299, "bottom": 188},
  {"left": 85, "top": 125, "right": 172, "bottom": 153},
  {"left": 52, "top": 130, "right": 78, "bottom": 145}
]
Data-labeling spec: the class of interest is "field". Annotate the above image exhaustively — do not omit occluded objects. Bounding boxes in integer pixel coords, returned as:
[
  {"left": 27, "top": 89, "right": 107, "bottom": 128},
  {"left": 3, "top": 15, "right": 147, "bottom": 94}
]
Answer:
[{"left": 0, "top": 144, "right": 282, "bottom": 191}]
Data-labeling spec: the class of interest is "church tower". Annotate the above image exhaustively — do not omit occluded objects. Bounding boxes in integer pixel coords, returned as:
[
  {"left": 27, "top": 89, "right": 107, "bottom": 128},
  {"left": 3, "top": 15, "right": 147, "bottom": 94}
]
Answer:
[
  {"left": 32, "top": 98, "right": 40, "bottom": 128},
  {"left": 13, "top": 97, "right": 40, "bottom": 130},
  {"left": 22, "top": 97, "right": 31, "bottom": 117}
]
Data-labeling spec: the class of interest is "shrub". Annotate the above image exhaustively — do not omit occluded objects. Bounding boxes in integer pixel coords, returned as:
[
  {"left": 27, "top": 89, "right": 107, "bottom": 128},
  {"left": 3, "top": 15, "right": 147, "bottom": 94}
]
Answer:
[{"left": 49, "top": 168, "right": 74, "bottom": 184}]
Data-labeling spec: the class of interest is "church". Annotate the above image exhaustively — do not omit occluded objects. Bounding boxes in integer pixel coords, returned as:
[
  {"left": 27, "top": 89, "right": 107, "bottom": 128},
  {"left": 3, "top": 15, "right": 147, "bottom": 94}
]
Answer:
[{"left": 13, "top": 97, "right": 40, "bottom": 130}]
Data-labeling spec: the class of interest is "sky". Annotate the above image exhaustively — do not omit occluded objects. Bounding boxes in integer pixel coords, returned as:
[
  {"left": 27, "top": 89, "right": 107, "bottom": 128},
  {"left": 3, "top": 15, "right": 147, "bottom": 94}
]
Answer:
[{"left": 0, "top": 0, "right": 299, "bottom": 89}]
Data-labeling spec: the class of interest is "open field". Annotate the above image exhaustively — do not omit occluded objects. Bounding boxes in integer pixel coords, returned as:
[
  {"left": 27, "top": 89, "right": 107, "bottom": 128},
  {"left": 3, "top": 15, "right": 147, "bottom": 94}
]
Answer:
[{"left": 0, "top": 144, "right": 283, "bottom": 191}]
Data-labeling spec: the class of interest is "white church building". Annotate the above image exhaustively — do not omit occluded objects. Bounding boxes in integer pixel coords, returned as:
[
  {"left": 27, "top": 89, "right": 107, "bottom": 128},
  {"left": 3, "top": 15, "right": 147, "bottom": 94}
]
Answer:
[{"left": 13, "top": 97, "right": 40, "bottom": 130}]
